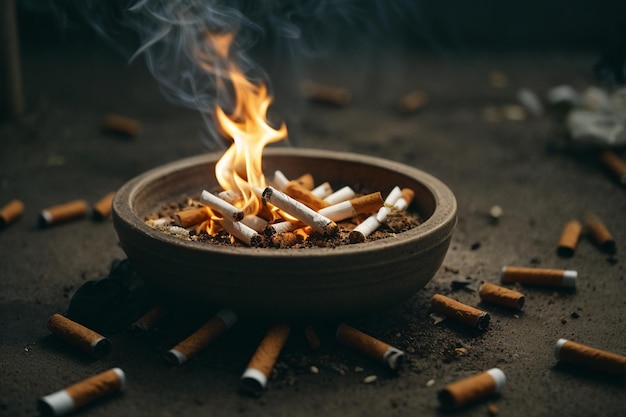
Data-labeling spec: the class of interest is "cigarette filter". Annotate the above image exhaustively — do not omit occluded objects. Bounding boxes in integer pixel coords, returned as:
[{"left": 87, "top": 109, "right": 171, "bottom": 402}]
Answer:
[
  {"left": 479, "top": 282, "right": 525, "bottom": 310},
  {"left": 599, "top": 150, "right": 626, "bottom": 184},
  {"left": 318, "top": 192, "right": 384, "bottom": 222},
  {"left": 336, "top": 323, "right": 405, "bottom": 370},
  {"left": 166, "top": 308, "right": 237, "bottom": 365},
  {"left": 261, "top": 186, "right": 337, "bottom": 235},
  {"left": 430, "top": 294, "right": 490, "bottom": 330},
  {"left": 397, "top": 89, "right": 429, "bottom": 114},
  {"left": 130, "top": 305, "right": 165, "bottom": 331},
  {"left": 199, "top": 190, "right": 244, "bottom": 221},
  {"left": 583, "top": 212, "right": 616, "bottom": 254},
  {"left": 102, "top": 113, "right": 141, "bottom": 137},
  {"left": 323, "top": 186, "right": 356, "bottom": 205},
  {"left": 293, "top": 173, "right": 315, "bottom": 190},
  {"left": 240, "top": 324, "right": 290, "bottom": 396},
  {"left": 556, "top": 219, "right": 582, "bottom": 258},
  {"left": 47, "top": 314, "right": 111, "bottom": 357},
  {"left": 0, "top": 198, "right": 24, "bottom": 226},
  {"left": 554, "top": 339, "right": 626, "bottom": 375},
  {"left": 38, "top": 368, "right": 125, "bottom": 417},
  {"left": 39, "top": 199, "right": 88, "bottom": 227},
  {"left": 285, "top": 181, "right": 329, "bottom": 211},
  {"left": 438, "top": 368, "right": 506, "bottom": 410},
  {"left": 394, "top": 188, "right": 415, "bottom": 211},
  {"left": 174, "top": 207, "right": 209, "bottom": 228},
  {"left": 92, "top": 192, "right": 115, "bottom": 220},
  {"left": 500, "top": 266, "right": 576, "bottom": 289}
]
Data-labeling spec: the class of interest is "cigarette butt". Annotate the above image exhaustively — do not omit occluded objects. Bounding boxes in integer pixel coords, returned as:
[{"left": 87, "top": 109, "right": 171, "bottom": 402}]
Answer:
[
  {"left": 397, "top": 89, "right": 429, "bottom": 114},
  {"left": 92, "top": 191, "right": 115, "bottom": 220},
  {"left": 479, "top": 282, "right": 525, "bottom": 310},
  {"left": 556, "top": 220, "right": 582, "bottom": 258},
  {"left": 270, "top": 170, "right": 289, "bottom": 191},
  {"left": 311, "top": 182, "right": 333, "bottom": 199},
  {"left": 39, "top": 199, "right": 88, "bottom": 227},
  {"left": 554, "top": 339, "right": 626, "bottom": 375},
  {"left": 349, "top": 215, "right": 381, "bottom": 243},
  {"left": 301, "top": 80, "right": 352, "bottom": 106},
  {"left": 304, "top": 326, "right": 321, "bottom": 350},
  {"left": 0, "top": 198, "right": 24, "bottom": 226},
  {"left": 130, "top": 305, "right": 165, "bottom": 331},
  {"left": 599, "top": 150, "right": 626, "bottom": 184},
  {"left": 293, "top": 173, "right": 315, "bottom": 190},
  {"left": 336, "top": 323, "right": 405, "bottom": 370},
  {"left": 38, "top": 368, "right": 125, "bottom": 417},
  {"left": 395, "top": 188, "right": 415, "bottom": 211},
  {"left": 47, "top": 314, "right": 111, "bottom": 357},
  {"left": 102, "top": 113, "right": 141, "bottom": 137},
  {"left": 174, "top": 207, "right": 210, "bottom": 228},
  {"left": 165, "top": 308, "right": 238, "bottom": 365},
  {"left": 583, "top": 212, "right": 616, "bottom": 254},
  {"left": 323, "top": 186, "right": 356, "bottom": 205},
  {"left": 430, "top": 294, "right": 490, "bottom": 330},
  {"left": 200, "top": 190, "right": 244, "bottom": 222},
  {"left": 284, "top": 181, "right": 329, "bottom": 211},
  {"left": 500, "top": 266, "right": 577, "bottom": 289},
  {"left": 318, "top": 192, "right": 384, "bottom": 222},
  {"left": 438, "top": 368, "right": 506, "bottom": 410},
  {"left": 240, "top": 324, "right": 290, "bottom": 396}
]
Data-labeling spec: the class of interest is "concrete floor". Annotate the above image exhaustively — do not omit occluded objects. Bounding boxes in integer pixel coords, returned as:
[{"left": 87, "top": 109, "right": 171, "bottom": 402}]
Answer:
[{"left": 1, "top": 37, "right": 625, "bottom": 417}]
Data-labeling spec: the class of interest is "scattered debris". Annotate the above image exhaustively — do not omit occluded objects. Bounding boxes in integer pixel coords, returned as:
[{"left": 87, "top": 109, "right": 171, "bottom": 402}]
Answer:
[
  {"left": 426, "top": 379, "right": 436, "bottom": 387},
  {"left": 363, "top": 375, "right": 377, "bottom": 384},
  {"left": 517, "top": 88, "right": 544, "bottom": 117}
]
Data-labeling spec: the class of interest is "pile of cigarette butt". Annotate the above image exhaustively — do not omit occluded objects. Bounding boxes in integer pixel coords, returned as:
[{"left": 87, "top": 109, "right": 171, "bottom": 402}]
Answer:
[
  {"left": 144, "top": 170, "right": 421, "bottom": 248},
  {"left": 0, "top": 191, "right": 116, "bottom": 230}
]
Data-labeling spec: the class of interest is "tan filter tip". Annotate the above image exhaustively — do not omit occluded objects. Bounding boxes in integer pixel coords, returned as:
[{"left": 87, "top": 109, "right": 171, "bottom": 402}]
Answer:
[
  {"left": 0, "top": 198, "right": 25, "bottom": 226},
  {"left": 438, "top": 368, "right": 506, "bottom": 410}
]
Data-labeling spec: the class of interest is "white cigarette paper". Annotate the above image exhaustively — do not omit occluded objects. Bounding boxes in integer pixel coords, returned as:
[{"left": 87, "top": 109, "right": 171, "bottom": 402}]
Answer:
[
  {"left": 261, "top": 187, "right": 337, "bottom": 235},
  {"left": 270, "top": 170, "right": 289, "bottom": 191},
  {"left": 323, "top": 186, "right": 356, "bottom": 205},
  {"left": 240, "top": 215, "right": 268, "bottom": 232},
  {"left": 220, "top": 219, "right": 262, "bottom": 246},
  {"left": 311, "top": 182, "right": 333, "bottom": 198},
  {"left": 200, "top": 190, "right": 244, "bottom": 221}
]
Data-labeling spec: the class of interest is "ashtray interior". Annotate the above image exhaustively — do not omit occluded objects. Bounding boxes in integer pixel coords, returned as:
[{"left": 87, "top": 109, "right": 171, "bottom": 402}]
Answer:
[{"left": 112, "top": 147, "right": 457, "bottom": 319}]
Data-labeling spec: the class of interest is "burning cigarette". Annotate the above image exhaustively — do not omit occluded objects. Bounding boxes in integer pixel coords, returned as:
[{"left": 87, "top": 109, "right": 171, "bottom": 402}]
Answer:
[
  {"left": 397, "top": 89, "right": 429, "bottom": 114},
  {"left": 92, "top": 191, "right": 115, "bottom": 220},
  {"left": 39, "top": 199, "right": 88, "bottom": 227},
  {"left": 430, "top": 294, "right": 490, "bottom": 330},
  {"left": 438, "top": 368, "right": 506, "bottom": 410},
  {"left": 0, "top": 198, "right": 24, "bottom": 226},
  {"left": 318, "top": 192, "right": 384, "bottom": 222},
  {"left": 261, "top": 186, "right": 337, "bottom": 235},
  {"left": 311, "top": 181, "right": 333, "bottom": 199},
  {"left": 47, "top": 313, "right": 111, "bottom": 357},
  {"left": 479, "top": 282, "right": 525, "bottom": 310},
  {"left": 500, "top": 266, "right": 577, "bottom": 289},
  {"left": 284, "top": 181, "right": 329, "bottom": 211},
  {"left": 130, "top": 305, "right": 165, "bottom": 331},
  {"left": 174, "top": 207, "right": 210, "bottom": 228},
  {"left": 349, "top": 215, "right": 381, "bottom": 243},
  {"left": 200, "top": 190, "right": 244, "bottom": 221},
  {"left": 266, "top": 220, "right": 302, "bottom": 235},
  {"left": 219, "top": 219, "right": 262, "bottom": 247},
  {"left": 599, "top": 150, "right": 626, "bottom": 184},
  {"left": 557, "top": 219, "right": 582, "bottom": 258},
  {"left": 554, "top": 339, "right": 626, "bottom": 375},
  {"left": 165, "top": 308, "right": 237, "bottom": 365},
  {"left": 301, "top": 80, "right": 352, "bottom": 106},
  {"left": 336, "top": 323, "right": 405, "bottom": 370},
  {"left": 38, "top": 368, "right": 125, "bottom": 417},
  {"left": 323, "top": 186, "right": 356, "bottom": 205},
  {"left": 240, "top": 324, "right": 290, "bottom": 396},
  {"left": 102, "top": 113, "right": 141, "bottom": 137},
  {"left": 583, "top": 212, "right": 616, "bottom": 254}
]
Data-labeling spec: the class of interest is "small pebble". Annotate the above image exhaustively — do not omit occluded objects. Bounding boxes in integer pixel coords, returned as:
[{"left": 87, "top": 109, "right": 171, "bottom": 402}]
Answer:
[
  {"left": 426, "top": 379, "right": 436, "bottom": 387},
  {"left": 363, "top": 375, "right": 377, "bottom": 384},
  {"left": 309, "top": 366, "right": 319, "bottom": 374},
  {"left": 354, "top": 366, "right": 364, "bottom": 373}
]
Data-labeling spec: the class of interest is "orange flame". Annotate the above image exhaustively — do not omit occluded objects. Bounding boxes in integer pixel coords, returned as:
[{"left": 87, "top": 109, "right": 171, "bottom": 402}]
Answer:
[{"left": 205, "top": 31, "right": 287, "bottom": 216}]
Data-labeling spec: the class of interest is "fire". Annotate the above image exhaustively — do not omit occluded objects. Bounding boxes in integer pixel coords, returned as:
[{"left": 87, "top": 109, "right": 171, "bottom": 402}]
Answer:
[{"left": 204, "top": 31, "right": 288, "bottom": 217}]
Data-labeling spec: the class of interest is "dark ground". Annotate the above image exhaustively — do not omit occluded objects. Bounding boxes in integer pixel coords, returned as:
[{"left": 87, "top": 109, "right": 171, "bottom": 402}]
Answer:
[{"left": 1, "top": 26, "right": 625, "bottom": 417}]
